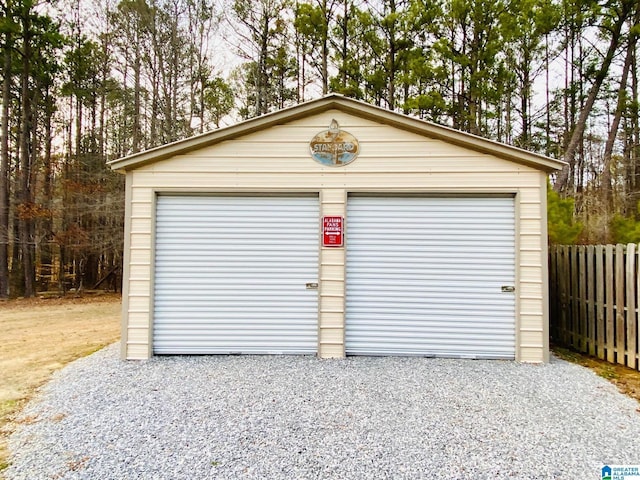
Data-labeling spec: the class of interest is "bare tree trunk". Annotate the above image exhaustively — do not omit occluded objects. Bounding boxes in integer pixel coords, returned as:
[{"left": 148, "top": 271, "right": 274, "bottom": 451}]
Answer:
[
  {"left": 29, "top": 90, "right": 39, "bottom": 289},
  {"left": 149, "top": 13, "right": 160, "bottom": 145},
  {"left": 520, "top": 48, "right": 531, "bottom": 147},
  {"left": 99, "top": 34, "right": 108, "bottom": 162},
  {"left": 386, "top": 0, "right": 396, "bottom": 110},
  {"left": 545, "top": 34, "right": 551, "bottom": 156},
  {"left": 314, "top": 0, "right": 335, "bottom": 96},
  {"left": 295, "top": 17, "right": 304, "bottom": 102},
  {"left": 42, "top": 86, "right": 55, "bottom": 291},
  {"left": 320, "top": 0, "right": 329, "bottom": 95},
  {"left": 75, "top": 93, "right": 82, "bottom": 174},
  {"left": 172, "top": 26, "right": 179, "bottom": 140},
  {"left": 18, "top": 14, "right": 35, "bottom": 297},
  {"left": 601, "top": 20, "right": 636, "bottom": 210},
  {"left": 632, "top": 42, "right": 640, "bottom": 215},
  {"left": 260, "top": 13, "right": 269, "bottom": 115},
  {"left": 199, "top": 72, "right": 205, "bottom": 133},
  {"left": 555, "top": 1, "right": 634, "bottom": 192},
  {"left": 0, "top": 35, "right": 11, "bottom": 298},
  {"left": 341, "top": 0, "right": 348, "bottom": 87},
  {"left": 170, "top": 6, "right": 179, "bottom": 141},
  {"left": 133, "top": 35, "right": 141, "bottom": 153}
]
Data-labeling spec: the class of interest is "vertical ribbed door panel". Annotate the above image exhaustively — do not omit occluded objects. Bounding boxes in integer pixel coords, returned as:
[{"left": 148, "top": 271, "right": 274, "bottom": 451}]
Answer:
[
  {"left": 153, "top": 195, "right": 319, "bottom": 354},
  {"left": 346, "top": 196, "right": 516, "bottom": 359}
]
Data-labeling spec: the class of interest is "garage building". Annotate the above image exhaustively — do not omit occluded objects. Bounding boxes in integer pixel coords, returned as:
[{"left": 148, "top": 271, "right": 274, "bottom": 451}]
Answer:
[{"left": 109, "top": 94, "right": 564, "bottom": 362}]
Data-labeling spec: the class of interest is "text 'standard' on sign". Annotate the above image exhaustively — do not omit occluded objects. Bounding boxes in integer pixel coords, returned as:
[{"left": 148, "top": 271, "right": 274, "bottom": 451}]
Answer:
[{"left": 310, "top": 119, "right": 360, "bottom": 167}]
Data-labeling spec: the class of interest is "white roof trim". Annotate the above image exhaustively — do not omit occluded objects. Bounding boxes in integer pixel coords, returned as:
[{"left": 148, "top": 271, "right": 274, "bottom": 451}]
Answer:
[{"left": 108, "top": 94, "right": 566, "bottom": 173}]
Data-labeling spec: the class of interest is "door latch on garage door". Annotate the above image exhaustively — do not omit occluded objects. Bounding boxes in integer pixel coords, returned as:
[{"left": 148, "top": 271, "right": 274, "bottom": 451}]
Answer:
[
  {"left": 306, "top": 282, "right": 318, "bottom": 290},
  {"left": 501, "top": 285, "right": 515, "bottom": 293}
]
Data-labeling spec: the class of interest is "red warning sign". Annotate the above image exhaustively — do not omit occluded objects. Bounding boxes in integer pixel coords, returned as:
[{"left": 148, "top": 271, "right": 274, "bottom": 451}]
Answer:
[{"left": 322, "top": 216, "right": 343, "bottom": 247}]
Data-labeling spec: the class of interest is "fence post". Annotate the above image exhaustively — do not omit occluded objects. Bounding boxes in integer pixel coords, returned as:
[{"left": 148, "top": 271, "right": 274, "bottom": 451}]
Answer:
[
  {"left": 586, "top": 245, "right": 595, "bottom": 356},
  {"left": 605, "top": 244, "right": 615, "bottom": 363},
  {"left": 627, "top": 244, "right": 637, "bottom": 369},
  {"left": 595, "top": 245, "right": 605, "bottom": 360},
  {"left": 549, "top": 245, "right": 557, "bottom": 341},
  {"left": 570, "top": 246, "right": 579, "bottom": 349},
  {"left": 578, "top": 246, "right": 587, "bottom": 352},
  {"left": 636, "top": 244, "right": 640, "bottom": 370},
  {"left": 616, "top": 244, "right": 625, "bottom": 365},
  {"left": 562, "top": 245, "right": 570, "bottom": 346}
]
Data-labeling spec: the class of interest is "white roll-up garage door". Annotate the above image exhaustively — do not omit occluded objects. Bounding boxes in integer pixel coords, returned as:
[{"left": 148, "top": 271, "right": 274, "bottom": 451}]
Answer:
[
  {"left": 153, "top": 195, "right": 319, "bottom": 354},
  {"left": 346, "top": 196, "right": 516, "bottom": 359}
]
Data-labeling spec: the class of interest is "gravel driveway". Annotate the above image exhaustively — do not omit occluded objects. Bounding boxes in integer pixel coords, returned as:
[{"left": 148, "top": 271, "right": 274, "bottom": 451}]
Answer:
[{"left": 6, "top": 344, "right": 640, "bottom": 480}]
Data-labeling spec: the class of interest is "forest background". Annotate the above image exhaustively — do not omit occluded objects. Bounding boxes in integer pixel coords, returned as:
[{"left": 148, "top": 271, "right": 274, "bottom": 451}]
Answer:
[{"left": 0, "top": 0, "right": 639, "bottom": 297}]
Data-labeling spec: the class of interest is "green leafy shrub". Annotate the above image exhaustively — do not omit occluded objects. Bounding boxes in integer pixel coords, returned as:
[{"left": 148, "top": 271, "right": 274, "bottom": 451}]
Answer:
[
  {"left": 547, "top": 183, "right": 583, "bottom": 244},
  {"left": 610, "top": 213, "right": 640, "bottom": 244}
]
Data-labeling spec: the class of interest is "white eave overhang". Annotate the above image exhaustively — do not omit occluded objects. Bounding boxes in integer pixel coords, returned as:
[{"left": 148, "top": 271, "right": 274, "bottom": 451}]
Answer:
[{"left": 107, "top": 93, "right": 566, "bottom": 174}]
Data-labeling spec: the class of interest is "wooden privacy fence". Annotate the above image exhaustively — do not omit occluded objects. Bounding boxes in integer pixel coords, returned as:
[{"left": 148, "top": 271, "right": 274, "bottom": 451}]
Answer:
[{"left": 549, "top": 244, "right": 640, "bottom": 371}]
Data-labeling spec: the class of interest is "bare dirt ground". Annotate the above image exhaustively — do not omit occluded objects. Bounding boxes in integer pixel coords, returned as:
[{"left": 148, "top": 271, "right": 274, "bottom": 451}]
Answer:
[{"left": 0, "top": 294, "right": 121, "bottom": 475}]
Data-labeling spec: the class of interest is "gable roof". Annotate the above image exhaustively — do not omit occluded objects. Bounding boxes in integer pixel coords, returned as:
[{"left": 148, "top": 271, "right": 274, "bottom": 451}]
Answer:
[{"left": 107, "top": 93, "right": 565, "bottom": 173}]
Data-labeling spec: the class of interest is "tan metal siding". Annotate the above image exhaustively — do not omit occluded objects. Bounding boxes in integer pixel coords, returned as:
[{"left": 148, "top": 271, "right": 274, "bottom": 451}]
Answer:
[
  {"left": 121, "top": 110, "right": 548, "bottom": 362},
  {"left": 129, "top": 173, "right": 542, "bottom": 189},
  {"left": 119, "top": 172, "right": 133, "bottom": 359},
  {"left": 319, "top": 189, "right": 347, "bottom": 357},
  {"left": 540, "top": 174, "right": 551, "bottom": 362},
  {"left": 122, "top": 185, "right": 154, "bottom": 359}
]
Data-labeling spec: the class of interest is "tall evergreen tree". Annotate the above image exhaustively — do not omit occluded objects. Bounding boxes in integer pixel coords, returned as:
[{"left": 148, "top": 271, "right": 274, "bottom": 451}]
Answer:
[{"left": 232, "top": 0, "right": 296, "bottom": 117}]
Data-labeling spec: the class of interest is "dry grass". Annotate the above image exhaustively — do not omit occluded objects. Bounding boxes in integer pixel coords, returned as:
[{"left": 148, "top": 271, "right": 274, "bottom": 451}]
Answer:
[{"left": 0, "top": 295, "right": 121, "bottom": 476}]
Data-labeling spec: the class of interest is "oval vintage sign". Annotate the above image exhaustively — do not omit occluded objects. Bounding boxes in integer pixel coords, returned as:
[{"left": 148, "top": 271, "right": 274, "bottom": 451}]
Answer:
[{"left": 309, "top": 119, "right": 359, "bottom": 167}]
